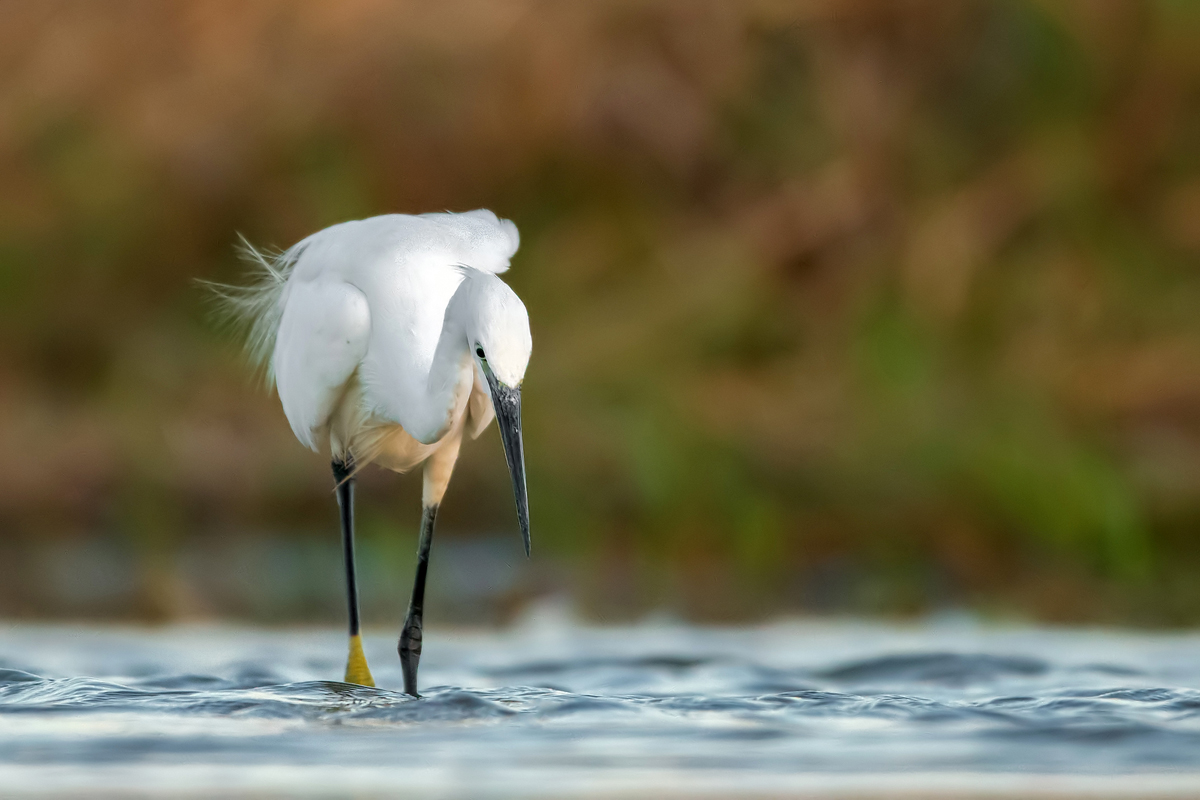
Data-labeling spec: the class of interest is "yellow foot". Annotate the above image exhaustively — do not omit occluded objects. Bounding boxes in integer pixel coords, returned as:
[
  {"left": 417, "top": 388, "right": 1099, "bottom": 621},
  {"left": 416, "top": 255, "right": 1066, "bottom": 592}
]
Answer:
[{"left": 344, "top": 634, "right": 375, "bottom": 687}]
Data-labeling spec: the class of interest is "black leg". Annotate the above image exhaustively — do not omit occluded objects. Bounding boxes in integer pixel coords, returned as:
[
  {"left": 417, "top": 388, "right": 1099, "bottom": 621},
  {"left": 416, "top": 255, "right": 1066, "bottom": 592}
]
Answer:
[
  {"left": 399, "top": 504, "right": 438, "bottom": 697},
  {"left": 334, "top": 457, "right": 373, "bottom": 686}
]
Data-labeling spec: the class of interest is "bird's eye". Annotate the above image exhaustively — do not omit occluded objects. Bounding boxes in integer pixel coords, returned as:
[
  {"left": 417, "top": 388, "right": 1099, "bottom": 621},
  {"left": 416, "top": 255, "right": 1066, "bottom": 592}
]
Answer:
[{"left": 475, "top": 346, "right": 485, "bottom": 359}]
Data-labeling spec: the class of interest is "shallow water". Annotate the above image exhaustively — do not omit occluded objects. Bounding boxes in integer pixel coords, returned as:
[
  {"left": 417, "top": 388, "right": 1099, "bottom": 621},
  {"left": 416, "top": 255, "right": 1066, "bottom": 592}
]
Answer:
[{"left": 4, "top": 617, "right": 1200, "bottom": 797}]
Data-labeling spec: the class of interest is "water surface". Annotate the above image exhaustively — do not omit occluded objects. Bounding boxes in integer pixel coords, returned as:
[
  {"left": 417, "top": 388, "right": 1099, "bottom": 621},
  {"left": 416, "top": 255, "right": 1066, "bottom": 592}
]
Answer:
[{"left": 4, "top": 616, "right": 1200, "bottom": 797}]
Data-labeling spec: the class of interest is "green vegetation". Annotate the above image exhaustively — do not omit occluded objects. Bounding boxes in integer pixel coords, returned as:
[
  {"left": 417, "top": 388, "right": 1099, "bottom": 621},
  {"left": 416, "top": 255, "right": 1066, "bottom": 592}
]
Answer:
[{"left": 1, "top": 2, "right": 1199, "bottom": 624}]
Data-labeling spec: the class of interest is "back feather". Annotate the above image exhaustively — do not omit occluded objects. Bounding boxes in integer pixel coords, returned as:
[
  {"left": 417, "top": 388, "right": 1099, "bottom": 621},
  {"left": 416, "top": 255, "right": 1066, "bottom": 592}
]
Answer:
[
  {"left": 202, "top": 210, "right": 517, "bottom": 387},
  {"left": 201, "top": 234, "right": 306, "bottom": 384}
]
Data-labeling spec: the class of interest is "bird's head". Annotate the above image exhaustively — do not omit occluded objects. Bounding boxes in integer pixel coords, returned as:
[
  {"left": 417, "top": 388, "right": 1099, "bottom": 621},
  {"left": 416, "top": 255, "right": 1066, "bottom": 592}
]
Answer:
[
  {"left": 466, "top": 275, "right": 531, "bottom": 389},
  {"left": 456, "top": 269, "right": 532, "bottom": 555}
]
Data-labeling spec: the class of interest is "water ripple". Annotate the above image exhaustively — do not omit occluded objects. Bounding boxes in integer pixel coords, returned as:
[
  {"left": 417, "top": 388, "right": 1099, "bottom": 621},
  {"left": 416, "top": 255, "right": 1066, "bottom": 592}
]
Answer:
[{"left": 4, "top": 623, "right": 1200, "bottom": 795}]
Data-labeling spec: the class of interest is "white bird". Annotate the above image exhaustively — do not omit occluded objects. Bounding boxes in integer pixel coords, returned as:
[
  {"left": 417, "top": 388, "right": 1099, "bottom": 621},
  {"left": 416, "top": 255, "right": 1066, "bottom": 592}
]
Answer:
[{"left": 210, "top": 209, "right": 532, "bottom": 695}]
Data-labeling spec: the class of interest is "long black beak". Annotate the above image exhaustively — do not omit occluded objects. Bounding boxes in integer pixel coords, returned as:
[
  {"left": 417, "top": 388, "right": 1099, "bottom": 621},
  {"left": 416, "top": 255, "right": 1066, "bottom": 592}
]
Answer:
[{"left": 486, "top": 373, "right": 530, "bottom": 557}]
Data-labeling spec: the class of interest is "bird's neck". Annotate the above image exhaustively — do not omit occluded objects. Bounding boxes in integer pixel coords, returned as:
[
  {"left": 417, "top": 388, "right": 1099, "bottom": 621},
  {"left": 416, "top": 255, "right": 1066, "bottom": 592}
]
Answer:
[{"left": 408, "top": 283, "right": 474, "bottom": 445}]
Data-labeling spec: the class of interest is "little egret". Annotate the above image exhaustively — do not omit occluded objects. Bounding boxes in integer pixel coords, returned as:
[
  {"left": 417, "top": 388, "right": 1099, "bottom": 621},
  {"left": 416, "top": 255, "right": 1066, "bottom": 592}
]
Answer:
[{"left": 210, "top": 210, "right": 531, "bottom": 696}]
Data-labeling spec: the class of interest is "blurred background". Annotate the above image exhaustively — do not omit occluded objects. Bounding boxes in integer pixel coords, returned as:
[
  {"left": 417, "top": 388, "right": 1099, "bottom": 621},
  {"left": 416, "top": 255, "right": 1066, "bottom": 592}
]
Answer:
[{"left": 1, "top": 0, "right": 1200, "bottom": 627}]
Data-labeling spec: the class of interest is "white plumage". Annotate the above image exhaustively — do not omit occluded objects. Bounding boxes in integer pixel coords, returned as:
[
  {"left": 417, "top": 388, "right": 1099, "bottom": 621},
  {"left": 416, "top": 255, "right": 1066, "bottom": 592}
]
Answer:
[
  {"left": 218, "top": 209, "right": 530, "bottom": 483},
  {"left": 210, "top": 208, "right": 533, "bottom": 694}
]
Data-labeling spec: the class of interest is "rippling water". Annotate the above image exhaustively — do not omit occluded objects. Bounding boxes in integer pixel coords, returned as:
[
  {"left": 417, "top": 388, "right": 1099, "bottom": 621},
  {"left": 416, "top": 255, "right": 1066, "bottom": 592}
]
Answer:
[{"left": 4, "top": 615, "right": 1200, "bottom": 797}]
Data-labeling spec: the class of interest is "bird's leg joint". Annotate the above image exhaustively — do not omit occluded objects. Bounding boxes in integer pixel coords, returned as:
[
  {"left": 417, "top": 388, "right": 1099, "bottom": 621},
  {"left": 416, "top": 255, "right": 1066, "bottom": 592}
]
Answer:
[
  {"left": 399, "top": 614, "right": 423, "bottom": 658},
  {"left": 332, "top": 454, "right": 355, "bottom": 486},
  {"left": 399, "top": 610, "right": 423, "bottom": 696}
]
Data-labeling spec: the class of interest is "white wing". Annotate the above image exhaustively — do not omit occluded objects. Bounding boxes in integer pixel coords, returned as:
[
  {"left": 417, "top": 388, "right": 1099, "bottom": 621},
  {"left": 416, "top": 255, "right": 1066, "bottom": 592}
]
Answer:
[{"left": 273, "top": 279, "right": 370, "bottom": 451}]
